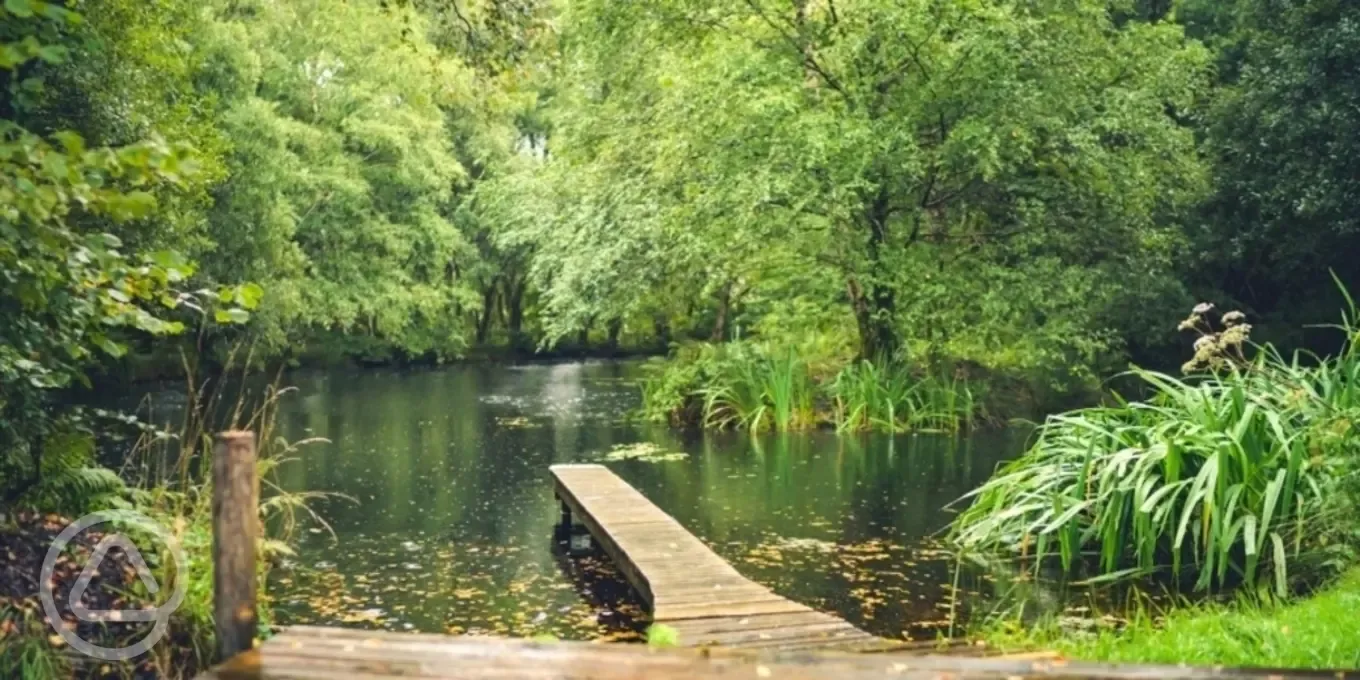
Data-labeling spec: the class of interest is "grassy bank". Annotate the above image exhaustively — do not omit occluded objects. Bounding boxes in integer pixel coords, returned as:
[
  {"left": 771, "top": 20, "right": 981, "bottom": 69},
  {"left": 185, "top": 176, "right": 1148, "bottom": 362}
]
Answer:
[
  {"left": 950, "top": 298, "right": 1360, "bottom": 669},
  {"left": 982, "top": 568, "right": 1360, "bottom": 668}
]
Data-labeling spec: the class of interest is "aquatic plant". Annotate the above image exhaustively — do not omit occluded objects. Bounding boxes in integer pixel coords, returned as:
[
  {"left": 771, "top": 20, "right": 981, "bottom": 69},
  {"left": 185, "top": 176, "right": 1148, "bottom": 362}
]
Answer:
[
  {"left": 829, "top": 360, "right": 975, "bottom": 433},
  {"left": 599, "top": 442, "right": 688, "bottom": 463},
  {"left": 641, "top": 342, "right": 978, "bottom": 432},
  {"left": 951, "top": 299, "right": 1360, "bottom": 596},
  {"left": 697, "top": 345, "right": 815, "bottom": 432},
  {"left": 638, "top": 343, "right": 729, "bottom": 426}
]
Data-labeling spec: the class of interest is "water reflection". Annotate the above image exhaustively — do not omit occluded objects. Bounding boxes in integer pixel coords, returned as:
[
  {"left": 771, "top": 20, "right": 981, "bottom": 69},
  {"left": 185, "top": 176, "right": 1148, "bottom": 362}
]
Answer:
[
  {"left": 109, "top": 361, "right": 1028, "bottom": 639},
  {"left": 236, "top": 361, "right": 1029, "bottom": 640}
]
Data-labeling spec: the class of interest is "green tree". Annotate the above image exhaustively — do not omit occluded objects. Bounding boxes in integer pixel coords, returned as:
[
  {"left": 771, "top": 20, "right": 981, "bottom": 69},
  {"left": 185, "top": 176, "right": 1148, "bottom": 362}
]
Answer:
[
  {"left": 524, "top": 0, "right": 1208, "bottom": 383},
  {"left": 417, "top": 0, "right": 555, "bottom": 351},
  {"left": 194, "top": 0, "right": 482, "bottom": 359},
  {"left": 1198, "top": 0, "right": 1360, "bottom": 338},
  {"left": 1, "top": 1, "right": 253, "bottom": 508}
]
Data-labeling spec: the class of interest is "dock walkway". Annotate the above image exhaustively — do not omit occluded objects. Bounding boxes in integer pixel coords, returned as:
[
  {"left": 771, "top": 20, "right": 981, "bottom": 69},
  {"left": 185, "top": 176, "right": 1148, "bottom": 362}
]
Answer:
[{"left": 550, "top": 463, "right": 894, "bottom": 652}]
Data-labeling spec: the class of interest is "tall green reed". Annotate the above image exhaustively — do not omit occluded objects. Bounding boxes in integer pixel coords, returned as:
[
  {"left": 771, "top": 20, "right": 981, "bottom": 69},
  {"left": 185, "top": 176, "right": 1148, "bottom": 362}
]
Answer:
[
  {"left": 829, "top": 360, "right": 975, "bottom": 433},
  {"left": 114, "top": 343, "right": 341, "bottom": 676},
  {"left": 951, "top": 302, "right": 1360, "bottom": 596},
  {"left": 699, "top": 345, "right": 815, "bottom": 431}
]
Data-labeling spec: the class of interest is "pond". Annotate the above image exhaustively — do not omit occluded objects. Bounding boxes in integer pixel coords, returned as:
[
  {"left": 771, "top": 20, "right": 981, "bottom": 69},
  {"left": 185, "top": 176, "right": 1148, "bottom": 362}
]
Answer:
[{"left": 120, "top": 360, "right": 1036, "bottom": 643}]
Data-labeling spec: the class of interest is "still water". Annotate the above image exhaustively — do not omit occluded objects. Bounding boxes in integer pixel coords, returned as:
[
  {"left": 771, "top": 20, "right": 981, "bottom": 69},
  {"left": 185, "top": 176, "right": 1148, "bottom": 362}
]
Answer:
[{"left": 247, "top": 360, "right": 1030, "bottom": 642}]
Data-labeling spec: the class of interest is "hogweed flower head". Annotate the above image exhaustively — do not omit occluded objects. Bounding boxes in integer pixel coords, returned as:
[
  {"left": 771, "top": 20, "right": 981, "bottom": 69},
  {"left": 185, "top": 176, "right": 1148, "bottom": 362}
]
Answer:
[{"left": 1178, "top": 304, "right": 1250, "bottom": 373}]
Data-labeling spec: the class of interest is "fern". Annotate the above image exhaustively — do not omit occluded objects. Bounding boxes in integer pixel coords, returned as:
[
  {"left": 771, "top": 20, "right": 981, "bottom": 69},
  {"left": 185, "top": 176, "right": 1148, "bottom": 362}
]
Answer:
[{"left": 21, "top": 467, "right": 127, "bottom": 515}]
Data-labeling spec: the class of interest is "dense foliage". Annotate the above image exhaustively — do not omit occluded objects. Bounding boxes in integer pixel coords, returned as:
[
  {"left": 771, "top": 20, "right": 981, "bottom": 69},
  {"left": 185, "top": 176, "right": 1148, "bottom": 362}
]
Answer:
[
  {"left": 1, "top": 1, "right": 257, "bottom": 508},
  {"left": 951, "top": 301, "right": 1360, "bottom": 594},
  {"left": 529, "top": 0, "right": 1207, "bottom": 379},
  {"left": 1199, "top": 0, "right": 1360, "bottom": 345},
  {"left": 3, "top": 0, "right": 1360, "bottom": 664},
  {"left": 5, "top": 0, "right": 1358, "bottom": 395}
]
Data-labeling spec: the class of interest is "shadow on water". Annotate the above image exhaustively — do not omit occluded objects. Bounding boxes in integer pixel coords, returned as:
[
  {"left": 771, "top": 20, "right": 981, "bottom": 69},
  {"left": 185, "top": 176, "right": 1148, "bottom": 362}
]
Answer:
[
  {"left": 112, "top": 360, "right": 1037, "bottom": 641},
  {"left": 547, "top": 526, "right": 649, "bottom": 641}
]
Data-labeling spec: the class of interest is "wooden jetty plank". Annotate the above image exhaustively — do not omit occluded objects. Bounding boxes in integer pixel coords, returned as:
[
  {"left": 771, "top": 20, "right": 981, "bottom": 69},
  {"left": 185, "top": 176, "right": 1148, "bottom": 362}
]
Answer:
[
  {"left": 198, "top": 627, "right": 1353, "bottom": 680},
  {"left": 551, "top": 463, "right": 892, "bottom": 650}
]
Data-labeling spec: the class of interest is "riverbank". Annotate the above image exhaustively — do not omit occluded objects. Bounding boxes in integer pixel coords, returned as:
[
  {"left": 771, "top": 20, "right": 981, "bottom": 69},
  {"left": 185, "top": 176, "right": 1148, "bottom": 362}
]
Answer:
[
  {"left": 0, "top": 512, "right": 221, "bottom": 678},
  {"left": 96, "top": 339, "right": 668, "bottom": 386},
  {"left": 980, "top": 568, "right": 1360, "bottom": 668}
]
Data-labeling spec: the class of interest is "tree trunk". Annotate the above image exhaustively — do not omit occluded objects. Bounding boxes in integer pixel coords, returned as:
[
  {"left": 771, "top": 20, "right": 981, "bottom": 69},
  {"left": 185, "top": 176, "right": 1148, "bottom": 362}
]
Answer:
[
  {"left": 577, "top": 316, "right": 593, "bottom": 348},
  {"left": 653, "top": 314, "right": 672, "bottom": 348},
  {"left": 507, "top": 288, "right": 524, "bottom": 337},
  {"left": 710, "top": 282, "right": 732, "bottom": 342},
  {"left": 851, "top": 198, "right": 900, "bottom": 361},
  {"left": 606, "top": 318, "right": 623, "bottom": 351},
  {"left": 475, "top": 280, "right": 498, "bottom": 345},
  {"left": 503, "top": 276, "right": 525, "bottom": 349}
]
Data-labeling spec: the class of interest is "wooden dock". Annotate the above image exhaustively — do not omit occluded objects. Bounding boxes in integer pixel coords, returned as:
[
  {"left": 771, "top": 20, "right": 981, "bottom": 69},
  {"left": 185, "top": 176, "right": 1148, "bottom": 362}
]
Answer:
[
  {"left": 199, "top": 626, "right": 1351, "bottom": 679},
  {"left": 550, "top": 463, "right": 895, "bottom": 652}
]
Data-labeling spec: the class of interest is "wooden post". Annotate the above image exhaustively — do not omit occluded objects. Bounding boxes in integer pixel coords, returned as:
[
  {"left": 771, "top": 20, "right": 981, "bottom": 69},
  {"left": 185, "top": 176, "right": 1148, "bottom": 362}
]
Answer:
[{"left": 212, "top": 430, "right": 258, "bottom": 662}]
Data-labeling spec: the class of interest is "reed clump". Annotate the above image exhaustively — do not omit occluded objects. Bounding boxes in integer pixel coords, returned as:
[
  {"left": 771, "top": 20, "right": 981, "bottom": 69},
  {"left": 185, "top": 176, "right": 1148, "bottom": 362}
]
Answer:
[
  {"left": 638, "top": 341, "right": 977, "bottom": 433},
  {"left": 829, "top": 359, "right": 975, "bottom": 433},
  {"left": 951, "top": 292, "right": 1360, "bottom": 595}
]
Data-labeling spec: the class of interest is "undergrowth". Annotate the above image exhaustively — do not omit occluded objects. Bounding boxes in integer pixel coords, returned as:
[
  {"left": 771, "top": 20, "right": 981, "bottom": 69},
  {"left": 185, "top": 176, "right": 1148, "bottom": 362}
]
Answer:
[{"left": 0, "top": 345, "right": 335, "bottom": 679}]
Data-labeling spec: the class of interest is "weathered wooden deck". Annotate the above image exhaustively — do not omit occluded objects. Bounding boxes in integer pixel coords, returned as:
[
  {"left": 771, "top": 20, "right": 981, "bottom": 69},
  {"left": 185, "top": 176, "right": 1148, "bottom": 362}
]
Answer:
[
  {"left": 550, "top": 463, "right": 896, "bottom": 652},
  {"left": 199, "top": 626, "right": 1352, "bottom": 679}
]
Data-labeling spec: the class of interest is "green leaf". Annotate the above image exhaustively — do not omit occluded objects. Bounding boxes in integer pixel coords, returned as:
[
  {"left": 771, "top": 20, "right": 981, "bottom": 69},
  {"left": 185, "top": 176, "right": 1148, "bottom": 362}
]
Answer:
[
  {"left": 149, "top": 250, "right": 186, "bottom": 269},
  {"left": 109, "top": 191, "right": 157, "bottom": 221},
  {"left": 237, "top": 282, "right": 264, "bottom": 309},
  {"left": 53, "top": 131, "right": 85, "bottom": 155},
  {"left": 36, "top": 44, "right": 66, "bottom": 64},
  {"left": 1271, "top": 532, "right": 1288, "bottom": 597},
  {"left": 216, "top": 308, "right": 251, "bottom": 325},
  {"left": 96, "top": 337, "right": 127, "bottom": 358},
  {"left": 645, "top": 623, "right": 679, "bottom": 649},
  {"left": 5, "top": 0, "right": 36, "bottom": 18}
]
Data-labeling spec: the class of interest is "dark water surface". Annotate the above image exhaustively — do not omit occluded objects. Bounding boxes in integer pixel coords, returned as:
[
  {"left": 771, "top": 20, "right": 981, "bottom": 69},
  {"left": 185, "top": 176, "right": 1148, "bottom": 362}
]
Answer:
[{"left": 238, "top": 360, "right": 1030, "bottom": 642}]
